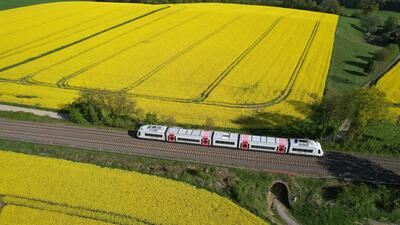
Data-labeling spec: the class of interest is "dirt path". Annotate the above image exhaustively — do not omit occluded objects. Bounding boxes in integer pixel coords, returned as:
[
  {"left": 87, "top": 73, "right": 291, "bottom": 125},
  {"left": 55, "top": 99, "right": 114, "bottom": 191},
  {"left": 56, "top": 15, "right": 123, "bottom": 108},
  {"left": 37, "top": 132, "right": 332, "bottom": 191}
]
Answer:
[
  {"left": 273, "top": 199, "right": 301, "bottom": 225},
  {"left": 0, "top": 104, "right": 68, "bottom": 119}
]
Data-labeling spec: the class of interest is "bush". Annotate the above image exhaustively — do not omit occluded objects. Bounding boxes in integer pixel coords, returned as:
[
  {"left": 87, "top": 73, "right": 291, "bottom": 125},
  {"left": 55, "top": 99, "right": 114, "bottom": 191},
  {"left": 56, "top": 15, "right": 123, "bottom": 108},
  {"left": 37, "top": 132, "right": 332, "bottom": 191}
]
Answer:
[
  {"left": 384, "top": 16, "right": 399, "bottom": 33},
  {"left": 142, "top": 112, "right": 160, "bottom": 125},
  {"left": 67, "top": 92, "right": 141, "bottom": 128},
  {"left": 361, "top": 14, "right": 383, "bottom": 33}
]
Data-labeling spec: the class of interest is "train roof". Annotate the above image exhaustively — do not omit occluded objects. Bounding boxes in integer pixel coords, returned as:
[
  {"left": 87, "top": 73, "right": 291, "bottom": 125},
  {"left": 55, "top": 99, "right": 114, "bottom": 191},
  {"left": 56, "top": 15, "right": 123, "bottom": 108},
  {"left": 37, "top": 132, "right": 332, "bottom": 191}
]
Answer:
[
  {"left": 167, "top": 127, "right": 212, "bottom": 137},
  {"left": 213, "top": 131, "right": 239, "bottom": 141},
  {"left": 139, "top": 125, "right": 168, "bottom": 133},
  {"left": 290, "top": 138, "right": 318, "bottom": 148},
  {"left": 240, "top": 134, "right": 286, "bottom": 144}
]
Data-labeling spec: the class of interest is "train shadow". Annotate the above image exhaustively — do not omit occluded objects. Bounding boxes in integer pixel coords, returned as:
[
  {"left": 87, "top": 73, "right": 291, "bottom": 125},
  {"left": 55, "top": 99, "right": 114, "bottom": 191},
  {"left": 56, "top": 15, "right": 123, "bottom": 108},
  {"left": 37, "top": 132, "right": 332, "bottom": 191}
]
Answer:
[
  {"left": 127, "top": 130, "right": 137, "bottom": 138},
  {"left": 317, "top": 151, "right": 400, "bottom": 185}
]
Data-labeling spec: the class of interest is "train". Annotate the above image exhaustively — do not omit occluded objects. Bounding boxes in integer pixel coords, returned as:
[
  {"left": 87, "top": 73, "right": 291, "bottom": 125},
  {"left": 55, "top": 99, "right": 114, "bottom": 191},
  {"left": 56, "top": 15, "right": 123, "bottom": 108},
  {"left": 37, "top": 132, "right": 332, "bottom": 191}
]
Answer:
[{"left": 137, "top": 125, "right": 324, "bottom": 157}]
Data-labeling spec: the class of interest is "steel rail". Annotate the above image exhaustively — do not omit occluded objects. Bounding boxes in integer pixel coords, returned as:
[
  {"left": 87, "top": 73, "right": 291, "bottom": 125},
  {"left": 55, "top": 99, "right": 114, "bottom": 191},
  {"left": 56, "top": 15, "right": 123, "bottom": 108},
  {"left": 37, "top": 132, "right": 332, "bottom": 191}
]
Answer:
[{"left": 0, "top": 119, "right": 399, "bottom": 184}]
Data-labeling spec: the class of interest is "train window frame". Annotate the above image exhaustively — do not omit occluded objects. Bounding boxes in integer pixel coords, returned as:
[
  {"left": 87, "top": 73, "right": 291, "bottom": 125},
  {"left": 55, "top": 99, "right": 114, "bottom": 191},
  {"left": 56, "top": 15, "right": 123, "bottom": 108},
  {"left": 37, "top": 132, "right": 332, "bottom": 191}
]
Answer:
[
  {"left": 250, "top": 145, "right": 276, "bottom": 150},
  {"left": 144, "top": 133, "right": 163, "bottom": 138},
  {"left": 291, "top": 148, "right": 313, "bottom": 153},
  {"left": 177, "top": 137, "right": 200, "bottom": 143},
  {"left": 215, "top": 140, "right": 235, "bottom": 145}
]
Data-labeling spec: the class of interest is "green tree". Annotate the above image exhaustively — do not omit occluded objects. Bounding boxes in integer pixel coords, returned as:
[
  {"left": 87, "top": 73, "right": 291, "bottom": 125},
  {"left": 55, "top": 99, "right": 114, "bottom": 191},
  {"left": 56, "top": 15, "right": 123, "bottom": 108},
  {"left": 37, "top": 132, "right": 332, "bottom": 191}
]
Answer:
[
  {"left": 338, "top": 88, "right": 389, "bottom": 142},
  {"left": 312, "top": 92, "right": 343, "bottom": 140},
  {"left": 384, "top": 16, "right": 399, "bottom": 33},
  {"left": 67, "top": 92, "right": 141, "bottom": 128},
  {"left": 319, "top": 0, "right": 341, "bottom": 13},
  {"left": 359, "top": 0, "right": 379, "bottom": 14},
  {"left": 143, "top": 112, "right": 160, "bottom": 125},
  {"left": 360, "top": 14, "right": 383, "bottom": 33}
]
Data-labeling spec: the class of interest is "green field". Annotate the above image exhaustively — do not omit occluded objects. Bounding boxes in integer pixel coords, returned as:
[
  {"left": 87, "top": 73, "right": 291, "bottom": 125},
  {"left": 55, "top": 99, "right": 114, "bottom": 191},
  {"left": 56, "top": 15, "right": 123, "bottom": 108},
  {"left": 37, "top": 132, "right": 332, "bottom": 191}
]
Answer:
[
  {"left": 326, "top": 16, "right": 380, "bottom": 92},
  {"left": 327, "top": 10, "right": 400, "bottom": 92}
]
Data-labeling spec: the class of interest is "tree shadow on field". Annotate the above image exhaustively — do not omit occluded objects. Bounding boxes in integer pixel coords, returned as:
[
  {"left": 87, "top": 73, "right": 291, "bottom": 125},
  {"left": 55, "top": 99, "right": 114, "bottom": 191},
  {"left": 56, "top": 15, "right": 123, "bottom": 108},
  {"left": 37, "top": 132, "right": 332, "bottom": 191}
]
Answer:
[
  {"left": 329, "top": 75, "right": 355, "bottom": 85},
  {"left": 344, "top": 60, "right": 368, "bottom": 70},
  {"left": 343, "top": 69, "right": 367, "bottom": 76},
  {"left": 350, "top": 23, "right": 364, "bottom": 33},
  {"left": 356, "top": 54, "right": 374, "bottom": 62},
  {"left": 232, "top": 100, "right": 317, "bottom": 138}
]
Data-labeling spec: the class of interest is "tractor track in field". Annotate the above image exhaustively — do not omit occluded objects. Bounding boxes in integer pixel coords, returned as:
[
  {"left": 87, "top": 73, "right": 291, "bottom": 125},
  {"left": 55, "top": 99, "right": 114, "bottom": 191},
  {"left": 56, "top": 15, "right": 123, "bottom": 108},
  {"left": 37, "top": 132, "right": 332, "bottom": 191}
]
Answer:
[
  {"left": 0, "top": 4, "right": 102, "bottom": 38},
  {"left": 0, "top": 6, "right": 170, "bottom": 73},
  {"left": 193, "top": 16, "right": 283, "bottom": 102},
  {"left": 120, "top": 14, "right": 244, "bottom": 93},
  {"left": 21, "top": 7, "right": 187, "bottom": 86},
  {"left": 2, "top": 195, "right": 155, "bottom": 225},
  {"left": 0, "top": 5, "right": 131, "bottom": 59},
  {"left": 200, "top": 16, "right": 323, "bottom": 107},
  {"left": 1, "top": 119, "right": 400, "bottom": 185},
  {"left": 0, "top": 15, "right": 325, "bottom": 110},
  {"left": 57, "top": 9, "right": 206, "bottom": 89}
]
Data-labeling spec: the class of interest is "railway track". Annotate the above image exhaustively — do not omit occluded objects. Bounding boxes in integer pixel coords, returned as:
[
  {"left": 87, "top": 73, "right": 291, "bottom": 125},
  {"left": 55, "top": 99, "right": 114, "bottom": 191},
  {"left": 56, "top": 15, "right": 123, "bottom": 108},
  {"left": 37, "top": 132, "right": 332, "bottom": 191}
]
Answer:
[{"left": 0, "top": 119, "right": 399, "bottom": 184}]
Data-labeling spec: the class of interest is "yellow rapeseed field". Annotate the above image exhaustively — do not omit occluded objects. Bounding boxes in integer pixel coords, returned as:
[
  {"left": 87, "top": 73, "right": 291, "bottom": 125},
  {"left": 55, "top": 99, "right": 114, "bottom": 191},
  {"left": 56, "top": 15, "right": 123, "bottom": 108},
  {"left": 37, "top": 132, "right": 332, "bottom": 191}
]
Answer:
[
  {"left": 0, "top": 151, "right": 268, "bottom": 225},
  {"left": 0, "top": 206, "right": 116, "bottom": 225},
  {"left": 377, "top": 62, "right": 400, "bottom": 119},
  {"left": 377, "top": 62, "right": 400, "bottom": 104},
  {"left": 0, "top": 2, "right": 338, "bottom": 128}
]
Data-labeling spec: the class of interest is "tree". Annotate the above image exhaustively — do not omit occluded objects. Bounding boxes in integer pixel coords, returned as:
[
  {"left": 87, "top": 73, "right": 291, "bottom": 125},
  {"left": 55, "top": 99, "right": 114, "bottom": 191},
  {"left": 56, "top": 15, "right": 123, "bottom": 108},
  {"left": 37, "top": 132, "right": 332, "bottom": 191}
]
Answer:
[
  {"left": 319, "top": 0, "right": 341, "bottom": 13},
  {"left": 359, "top": 0, "right": 379, "bottom": 14},
  {"left": 143, "top": 112, "right": 160, "bottom": 125},
  {"left": 312, "top": 91, "right": 344, "bottom": 140},
  {"left": 384, "top": 16, "right": 399, "bottom": 33},
  {"left": 360, "top": 14, "right": 383, "bottom": 33},
  {"left": 67, "top": 92, "right": 141, "bottom": 128},
  {"left": 338, "top": 88, "right": 389, "bottom": 141}
]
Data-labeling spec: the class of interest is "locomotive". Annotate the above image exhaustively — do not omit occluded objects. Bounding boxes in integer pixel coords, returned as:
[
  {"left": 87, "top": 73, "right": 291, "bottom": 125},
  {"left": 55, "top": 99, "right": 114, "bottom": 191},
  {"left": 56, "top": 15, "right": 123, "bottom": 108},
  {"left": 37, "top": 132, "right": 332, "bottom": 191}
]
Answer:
[{"left": 137, "top": 125, "right": 324, "bottom": 157}]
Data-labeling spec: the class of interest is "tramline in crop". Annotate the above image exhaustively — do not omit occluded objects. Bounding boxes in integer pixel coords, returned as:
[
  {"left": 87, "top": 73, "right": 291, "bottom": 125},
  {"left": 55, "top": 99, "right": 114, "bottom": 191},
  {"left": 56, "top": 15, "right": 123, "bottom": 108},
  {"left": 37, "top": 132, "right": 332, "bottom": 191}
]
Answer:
[{"left": 0, "top": 2, "right": 338, "bottom": 128}]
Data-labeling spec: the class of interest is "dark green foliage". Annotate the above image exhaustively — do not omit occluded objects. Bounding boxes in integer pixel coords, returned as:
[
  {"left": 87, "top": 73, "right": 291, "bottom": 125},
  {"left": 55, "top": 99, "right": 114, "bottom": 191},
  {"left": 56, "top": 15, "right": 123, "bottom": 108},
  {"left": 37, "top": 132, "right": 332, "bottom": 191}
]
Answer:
[
  {"left": 312, "top": 91, "right": 343, "bottom": 140},
  {"left": 320, "top": 0, "right": 341, "bottom": 13},
  {"left": 67, "top": 92, "right": 141, "bottom": 128},
  {"left": 374, "top": 46, "right": 392, "bottom": 60},
  {"left": 142, "top": 112, "right": 160, "bottom": 125},
  {"left": 293, "top": 180, "right": 400, "bottom": 225},
  {"left": 361, "top": 14, "right": 383, "bottom": 33},
  {"left": 384, "top": 16, "right": 399, "bottom": 32},
  {"left": 315, "top": 88, "right": 389, "bottom": 142},
  {"left": 367, "top": 44, "right": 399, "bottom": 75}
]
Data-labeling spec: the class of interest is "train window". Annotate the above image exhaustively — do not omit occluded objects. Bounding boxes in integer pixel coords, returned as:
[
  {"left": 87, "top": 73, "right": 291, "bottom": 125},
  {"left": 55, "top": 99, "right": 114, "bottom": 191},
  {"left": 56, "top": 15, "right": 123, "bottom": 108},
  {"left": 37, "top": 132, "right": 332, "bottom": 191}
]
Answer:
[
  {"left": 144, "top": 133, "right": 163, "bottom": 138},
  {"left": 318, "top": 150, "right": 321, "bottom": 154},
  {"left": 250, "top": 145, "right": 275, "bottom": 150},
  {"left": 177, "top": 137, "right": 200, "bottom": 143},
  {"left": 291, "top": 148, "right": 313, "bottom": 153},
  {"left": 215, "top": 140, "right": 235, "bottom": 145},
  {"left": 138, "top": 132, "right": 141, "bottom": 136}
]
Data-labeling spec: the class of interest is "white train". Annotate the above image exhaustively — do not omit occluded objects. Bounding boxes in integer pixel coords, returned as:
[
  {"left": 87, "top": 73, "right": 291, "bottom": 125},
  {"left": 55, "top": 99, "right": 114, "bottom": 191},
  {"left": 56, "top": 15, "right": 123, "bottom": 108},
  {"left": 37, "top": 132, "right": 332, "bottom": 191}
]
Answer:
[{"left": 137, "top": 125, "right": 324, "bottom": 157}]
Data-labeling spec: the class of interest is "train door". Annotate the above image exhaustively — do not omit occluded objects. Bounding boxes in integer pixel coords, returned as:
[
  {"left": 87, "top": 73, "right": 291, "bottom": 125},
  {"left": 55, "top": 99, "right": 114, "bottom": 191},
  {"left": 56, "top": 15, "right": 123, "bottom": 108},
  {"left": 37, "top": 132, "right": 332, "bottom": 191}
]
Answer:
[
  {"left": 168, "top": 134, "right": 176, "bottom": 142},
  {"left": 240, "top": 141, "right": 249, "bottom": 150},
  {"left": 201, "top": 138, "right": 209, "bottom": 146}
]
